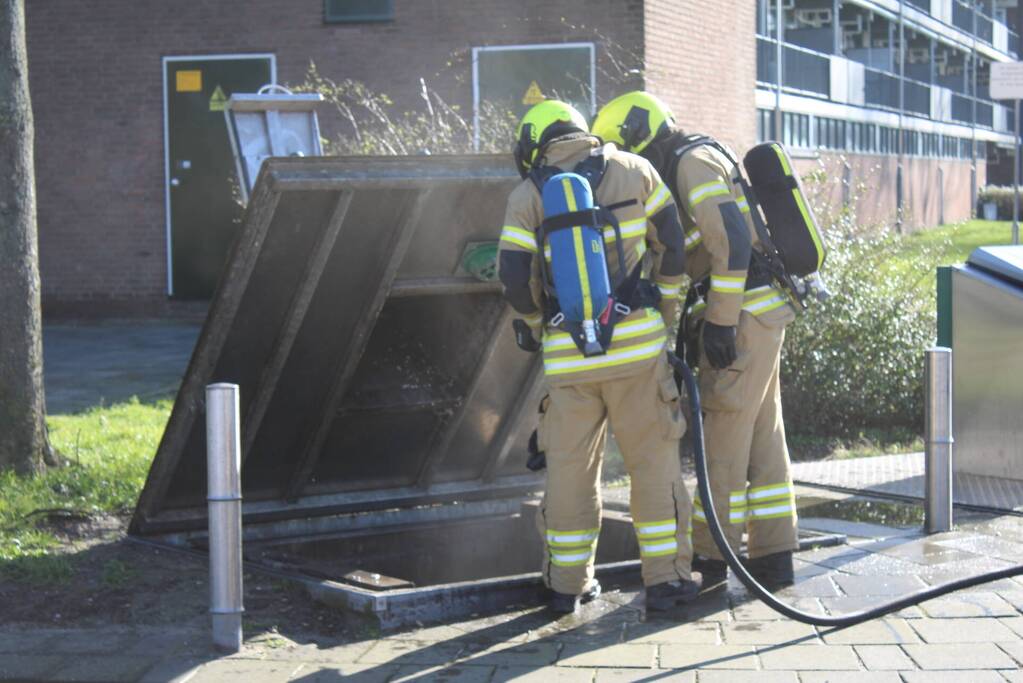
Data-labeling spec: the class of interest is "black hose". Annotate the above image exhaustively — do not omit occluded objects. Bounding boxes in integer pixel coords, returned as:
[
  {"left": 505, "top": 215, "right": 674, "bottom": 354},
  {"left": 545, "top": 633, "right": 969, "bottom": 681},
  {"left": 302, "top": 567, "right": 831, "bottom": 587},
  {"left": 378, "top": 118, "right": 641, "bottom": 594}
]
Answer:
[{"left": 667, "top": 351, "right": 1023, "bottom": 627}]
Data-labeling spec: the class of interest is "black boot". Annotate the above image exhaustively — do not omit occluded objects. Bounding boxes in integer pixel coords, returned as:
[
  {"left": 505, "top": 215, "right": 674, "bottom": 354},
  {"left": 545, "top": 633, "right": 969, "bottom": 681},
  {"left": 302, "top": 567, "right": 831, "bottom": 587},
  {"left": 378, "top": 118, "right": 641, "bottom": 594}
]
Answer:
[
  {"left": 692, "top": 555, "right": 727, "bottom": 589},
  {"left": 549, "top": 580, "right": 602, "bottom": 614},
  {"left": 644, "top": 573, "right": 703, "bottom": 611},
  {"left": 744, "top": 550, "right": 794, "bottom": 589}
]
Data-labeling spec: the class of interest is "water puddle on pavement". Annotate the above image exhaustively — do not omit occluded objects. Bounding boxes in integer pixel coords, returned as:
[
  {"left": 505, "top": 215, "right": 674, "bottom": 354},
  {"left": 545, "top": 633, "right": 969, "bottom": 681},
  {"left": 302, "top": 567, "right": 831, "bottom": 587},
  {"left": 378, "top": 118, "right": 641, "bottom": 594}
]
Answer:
[{"left": 797, "top": 496, "right": 924, "bottom": 528}]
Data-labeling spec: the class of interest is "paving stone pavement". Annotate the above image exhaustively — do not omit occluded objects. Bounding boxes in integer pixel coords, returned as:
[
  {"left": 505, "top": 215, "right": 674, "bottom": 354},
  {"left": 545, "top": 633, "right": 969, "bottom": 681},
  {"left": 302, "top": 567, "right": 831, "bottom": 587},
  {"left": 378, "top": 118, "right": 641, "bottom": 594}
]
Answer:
[
  {"left": 4, "top": 495, "right": 1023, "bottom": 681},
  {"left": 27, "top": 324, "right": 1023, "bottom": 682},
  {"left": 42, "top": 321, "right": 201, "bottom": 414}
]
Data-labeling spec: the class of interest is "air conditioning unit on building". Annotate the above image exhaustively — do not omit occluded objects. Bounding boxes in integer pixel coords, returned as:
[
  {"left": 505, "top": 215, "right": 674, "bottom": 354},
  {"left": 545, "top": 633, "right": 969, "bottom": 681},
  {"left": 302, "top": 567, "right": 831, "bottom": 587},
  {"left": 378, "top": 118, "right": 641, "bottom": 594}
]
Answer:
[
  {"left": 840, "top": 15, "right": 864, "bottom": 33},
  {"left": 842, "top": 32, "right": 866, "bottom": 50},
  {"left": 796, "top": 8, "right": 833, "bottom": 27},
  {"left": 909, "top": 47, "right": 930, "bottom": 63}
]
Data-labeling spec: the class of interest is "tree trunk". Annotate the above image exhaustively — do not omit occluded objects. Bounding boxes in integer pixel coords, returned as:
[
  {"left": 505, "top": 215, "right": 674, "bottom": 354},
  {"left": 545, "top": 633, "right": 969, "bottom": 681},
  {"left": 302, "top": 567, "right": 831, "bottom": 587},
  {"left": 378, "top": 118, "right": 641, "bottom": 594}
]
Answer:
[{"left": 0, "top": 0, "right": 53, "bottom": 474}]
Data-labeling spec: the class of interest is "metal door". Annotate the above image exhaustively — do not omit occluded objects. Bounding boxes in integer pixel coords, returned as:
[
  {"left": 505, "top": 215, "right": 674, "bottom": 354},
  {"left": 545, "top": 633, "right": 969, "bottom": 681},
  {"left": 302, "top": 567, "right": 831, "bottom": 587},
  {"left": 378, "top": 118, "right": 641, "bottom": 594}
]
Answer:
[
  {"left": 164, "top": 55, "right": 274, "bottom": 299},
  {"left": 472, "top": 43, "right": 595, "bottom": 148}
]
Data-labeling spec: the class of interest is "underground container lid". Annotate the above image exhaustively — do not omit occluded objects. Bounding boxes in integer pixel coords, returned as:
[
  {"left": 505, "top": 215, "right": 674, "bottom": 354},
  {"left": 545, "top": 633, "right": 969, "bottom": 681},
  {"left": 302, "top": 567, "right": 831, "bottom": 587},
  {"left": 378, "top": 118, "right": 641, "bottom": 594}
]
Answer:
[{"left": 131, "top": 155, "right": 544, "bottom": 536}]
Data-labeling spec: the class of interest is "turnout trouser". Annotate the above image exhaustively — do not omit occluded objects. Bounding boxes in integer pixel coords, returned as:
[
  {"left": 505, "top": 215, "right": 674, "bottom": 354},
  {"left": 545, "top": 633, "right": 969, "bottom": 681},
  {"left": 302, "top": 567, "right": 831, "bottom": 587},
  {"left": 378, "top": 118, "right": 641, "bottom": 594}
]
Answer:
[
  {"left": 692, "top": 305, "right": 799, "bottom": 560},
  {"left": 536, "top": 354, "right": 694, "bottom": 595}
]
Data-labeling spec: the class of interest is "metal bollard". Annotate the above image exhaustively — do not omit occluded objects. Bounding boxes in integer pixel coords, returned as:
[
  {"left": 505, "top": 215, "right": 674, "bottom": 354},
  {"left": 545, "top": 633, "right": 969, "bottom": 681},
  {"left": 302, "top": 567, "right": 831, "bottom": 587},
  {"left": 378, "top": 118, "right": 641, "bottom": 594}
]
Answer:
[
  {"left": 925, "top": 348, "right": 953, "bottom": 534},
  {"left": 206, "top": 383, "right": 244, "bottom": 652}
]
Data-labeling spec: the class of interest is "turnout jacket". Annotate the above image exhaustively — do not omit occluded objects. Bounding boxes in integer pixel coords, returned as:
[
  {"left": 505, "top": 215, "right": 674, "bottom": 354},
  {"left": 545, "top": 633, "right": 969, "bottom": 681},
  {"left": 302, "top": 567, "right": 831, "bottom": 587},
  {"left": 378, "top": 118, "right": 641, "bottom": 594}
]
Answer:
[
  {"left": 498, "top": 135, "right": 686, "bottom": 386},
  {"left": 671, "top": 139, "right": 788, "bottom": 327}
]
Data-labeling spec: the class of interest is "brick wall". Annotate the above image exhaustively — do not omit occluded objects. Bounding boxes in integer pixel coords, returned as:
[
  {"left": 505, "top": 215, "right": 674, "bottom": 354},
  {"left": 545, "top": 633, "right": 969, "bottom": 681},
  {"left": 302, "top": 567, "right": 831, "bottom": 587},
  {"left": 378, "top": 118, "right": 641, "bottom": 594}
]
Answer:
[
  {"left": 22, "top": 1, "right": 992, "bottom": 317},
  {"left": 793, "top": 153, "right": 982, "bottom": 230},
  {"left": 26, "top": 0, "right": 645, "bottom": 316},
  {"left": 642, "top": 0, "right": 758, "bottom": 152}
]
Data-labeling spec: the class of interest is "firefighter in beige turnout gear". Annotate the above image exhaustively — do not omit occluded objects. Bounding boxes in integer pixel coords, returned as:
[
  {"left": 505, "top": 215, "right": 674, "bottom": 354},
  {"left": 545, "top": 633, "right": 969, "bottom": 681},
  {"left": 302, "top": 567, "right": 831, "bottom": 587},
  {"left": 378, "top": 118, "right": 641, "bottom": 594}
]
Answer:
[
  {"left": 593, "top": 91, "right": 798, "bottom": 588},
  {"left": 498, "top": 100, "right": 701, "bottom": 613}
]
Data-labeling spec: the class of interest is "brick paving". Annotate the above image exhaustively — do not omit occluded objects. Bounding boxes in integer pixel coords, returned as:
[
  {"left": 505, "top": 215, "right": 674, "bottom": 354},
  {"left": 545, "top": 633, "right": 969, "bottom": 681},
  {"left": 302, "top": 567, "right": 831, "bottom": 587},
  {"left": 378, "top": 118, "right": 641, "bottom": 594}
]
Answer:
[
  {"left": 42, "top": 322, "right": 200, "bottom": 414},
  {"left": 792, "top": 453, "right": 1023, "bottom": 513},
  {"left": 3, "top": 488, "right": 1023, "bottom": 681},
  {"left": 6, "top": 515, "right": 1023, "bottom": 682}
]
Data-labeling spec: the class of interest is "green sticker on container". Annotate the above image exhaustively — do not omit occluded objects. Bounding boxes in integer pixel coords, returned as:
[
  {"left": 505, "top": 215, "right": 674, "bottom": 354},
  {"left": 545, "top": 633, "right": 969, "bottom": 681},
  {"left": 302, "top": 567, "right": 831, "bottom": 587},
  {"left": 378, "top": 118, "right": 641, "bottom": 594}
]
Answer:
[{"left": 459, "top": 242, "right": 499, "bottom": 282}]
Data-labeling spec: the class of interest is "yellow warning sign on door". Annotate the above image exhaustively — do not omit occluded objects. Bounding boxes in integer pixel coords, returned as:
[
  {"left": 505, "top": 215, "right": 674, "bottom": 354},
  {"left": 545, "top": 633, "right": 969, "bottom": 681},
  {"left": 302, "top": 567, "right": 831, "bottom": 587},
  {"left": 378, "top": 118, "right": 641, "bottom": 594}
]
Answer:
[
  {"left": 522, "top": 81, "right": 545, "bottom": 106},
  {"left": 176, "top": 70, "right": 202, "bottom": 92},
  {"left": 209, "top": 85, "right": 228, "bottom": 112}
]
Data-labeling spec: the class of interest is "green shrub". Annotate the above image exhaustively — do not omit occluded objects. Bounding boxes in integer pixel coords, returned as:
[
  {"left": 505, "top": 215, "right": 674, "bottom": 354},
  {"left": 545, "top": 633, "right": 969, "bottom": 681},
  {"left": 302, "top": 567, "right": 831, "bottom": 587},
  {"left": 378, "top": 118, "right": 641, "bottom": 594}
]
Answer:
[
  {"left": 293, "top": 63, "right": 517, "bottom": 155},
  {"left": 780, "top": 222, "right": 946, "bottom": 438},
  {"left": 977, "top": 185, "right": 1023, "bottom": 220},
  {"left": 292, "top": 24, "right": 648, "bottom": 158}
]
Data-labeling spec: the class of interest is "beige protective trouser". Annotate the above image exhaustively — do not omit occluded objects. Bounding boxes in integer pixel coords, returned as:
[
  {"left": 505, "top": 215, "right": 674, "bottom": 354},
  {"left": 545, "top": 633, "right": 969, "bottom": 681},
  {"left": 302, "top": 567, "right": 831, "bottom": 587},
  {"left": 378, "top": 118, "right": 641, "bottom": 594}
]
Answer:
[
  {"left": 692, "top": 306, "right": 799, "bottom": 560},
  {"left": 536, "top": 354, "right": 694, "bottom": 595}
]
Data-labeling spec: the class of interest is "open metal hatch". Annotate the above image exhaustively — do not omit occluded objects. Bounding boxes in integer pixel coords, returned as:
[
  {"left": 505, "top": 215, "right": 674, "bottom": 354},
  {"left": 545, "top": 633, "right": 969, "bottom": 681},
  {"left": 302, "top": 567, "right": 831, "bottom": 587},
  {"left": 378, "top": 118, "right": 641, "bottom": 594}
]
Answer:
[{"left": 130, "top": 155, "right": 546, "bottom": 537}]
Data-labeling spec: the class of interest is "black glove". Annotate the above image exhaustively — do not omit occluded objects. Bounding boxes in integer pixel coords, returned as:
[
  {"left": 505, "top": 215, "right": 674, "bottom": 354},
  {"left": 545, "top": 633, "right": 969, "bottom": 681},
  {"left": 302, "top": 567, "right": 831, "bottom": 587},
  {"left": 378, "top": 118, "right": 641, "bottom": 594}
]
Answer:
[
  {"left": 513, "top": 319, "right": 542, "bottom": 353},
  {"left": 702, "top": 321, "right": 738, "bottom": 370},
  {"left": 526, "top": 429, "right": 547, "bottom": 471}
]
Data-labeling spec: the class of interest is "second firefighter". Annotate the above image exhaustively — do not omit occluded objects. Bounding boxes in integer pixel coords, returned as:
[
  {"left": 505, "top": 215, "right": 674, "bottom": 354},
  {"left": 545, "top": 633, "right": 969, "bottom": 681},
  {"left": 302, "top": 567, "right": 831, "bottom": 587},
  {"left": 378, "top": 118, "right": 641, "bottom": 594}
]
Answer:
[{"left": 593, "top": 91, "right": 800, "bottom": 589}]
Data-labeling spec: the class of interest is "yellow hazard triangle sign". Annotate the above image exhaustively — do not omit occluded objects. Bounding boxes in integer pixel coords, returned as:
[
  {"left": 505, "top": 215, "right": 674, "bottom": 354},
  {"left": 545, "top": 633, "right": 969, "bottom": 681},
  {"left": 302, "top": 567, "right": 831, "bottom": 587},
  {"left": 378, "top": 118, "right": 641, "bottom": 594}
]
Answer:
[
  {"left": 209, "top": 85, "right": 228, "bottom": 112},
  {"left": 522, "top": 81, "right": 545, "bottom": 106}
]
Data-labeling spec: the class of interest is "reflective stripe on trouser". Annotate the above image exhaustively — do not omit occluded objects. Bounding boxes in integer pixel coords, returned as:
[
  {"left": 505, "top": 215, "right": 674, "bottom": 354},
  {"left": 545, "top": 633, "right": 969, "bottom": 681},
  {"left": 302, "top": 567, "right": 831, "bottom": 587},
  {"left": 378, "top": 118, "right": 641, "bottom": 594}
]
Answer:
[
  {"left": 546, "top": 528, "right": 599, "bottom": 567},
  {"left": 692, "top": 308, "right": 799, "bottom": 560},
  {"left": 693, "top": 488, "right": 749, "bottom": 525},
  {"left": 536, "top": 353, "right": 693, "bottom": 594}
]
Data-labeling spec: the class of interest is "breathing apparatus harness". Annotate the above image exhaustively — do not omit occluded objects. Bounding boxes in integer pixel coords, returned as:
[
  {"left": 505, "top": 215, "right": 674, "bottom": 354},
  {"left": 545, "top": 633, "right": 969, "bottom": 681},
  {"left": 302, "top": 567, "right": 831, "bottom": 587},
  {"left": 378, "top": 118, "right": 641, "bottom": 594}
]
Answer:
[
  {"left": 513, "top": 141, "right": 662, "bottom": 357},
  {"left": 656, "top": 133, "right": 817, "bottom": 313}
]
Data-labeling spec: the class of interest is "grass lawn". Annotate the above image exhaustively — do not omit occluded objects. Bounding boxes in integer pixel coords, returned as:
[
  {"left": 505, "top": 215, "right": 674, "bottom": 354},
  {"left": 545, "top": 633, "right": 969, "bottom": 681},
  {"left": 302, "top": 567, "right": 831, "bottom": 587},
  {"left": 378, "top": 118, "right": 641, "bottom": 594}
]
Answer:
[
  {"left": 0, "top": 398, "right": 169, "bottom": 582},
  {"left": 894, "top": 219, "right": 1014, "bottom": 288},
  {"left": 906, "top": 218, "right": 1013, "bottom": 258}
]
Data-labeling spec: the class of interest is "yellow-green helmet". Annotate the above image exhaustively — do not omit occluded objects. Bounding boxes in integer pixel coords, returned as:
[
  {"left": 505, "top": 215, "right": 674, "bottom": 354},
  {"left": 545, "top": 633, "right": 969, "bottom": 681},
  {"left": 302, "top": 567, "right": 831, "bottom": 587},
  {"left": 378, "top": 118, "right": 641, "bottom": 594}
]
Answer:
[
  {"left": 592, "top": 91, "right": 676, "bottom": 154},
  {"left": 514, "top": 100, "right": 589, "bottom": 178}
]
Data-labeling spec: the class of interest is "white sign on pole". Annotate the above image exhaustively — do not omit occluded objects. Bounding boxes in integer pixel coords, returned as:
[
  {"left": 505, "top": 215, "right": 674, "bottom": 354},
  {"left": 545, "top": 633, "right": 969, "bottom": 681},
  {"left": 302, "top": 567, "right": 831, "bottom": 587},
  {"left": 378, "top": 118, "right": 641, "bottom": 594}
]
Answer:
[{"left": 990, "top": 62, "right": 1023, "bottom": 100}]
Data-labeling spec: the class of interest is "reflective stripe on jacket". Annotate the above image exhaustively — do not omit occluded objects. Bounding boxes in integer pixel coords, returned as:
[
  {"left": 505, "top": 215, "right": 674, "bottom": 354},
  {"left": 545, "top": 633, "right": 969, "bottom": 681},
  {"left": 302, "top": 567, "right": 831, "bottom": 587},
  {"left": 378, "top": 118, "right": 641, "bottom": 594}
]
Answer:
[{"left": 673, "top": 141, "right": 761, "bottom": 327}]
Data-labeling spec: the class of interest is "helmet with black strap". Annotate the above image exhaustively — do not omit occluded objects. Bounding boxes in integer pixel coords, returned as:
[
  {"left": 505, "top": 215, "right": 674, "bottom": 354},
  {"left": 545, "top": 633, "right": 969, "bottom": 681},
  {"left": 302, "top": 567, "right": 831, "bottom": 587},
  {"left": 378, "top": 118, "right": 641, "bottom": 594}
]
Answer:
[
  {"left": 591, "top": 90, "right": 677, "bottom": 156},
  {"left": 513, "top": 100, "right": 590, "bottom": 179}
]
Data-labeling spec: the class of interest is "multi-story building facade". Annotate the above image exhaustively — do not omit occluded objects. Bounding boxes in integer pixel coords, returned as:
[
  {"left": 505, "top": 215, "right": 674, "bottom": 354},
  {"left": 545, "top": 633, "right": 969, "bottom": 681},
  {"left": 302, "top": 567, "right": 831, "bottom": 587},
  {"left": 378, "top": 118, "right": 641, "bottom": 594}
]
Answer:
[
  {"left": 24, "top": 1, "right": 1014, "bottom": 316},
  {"left": 757, "top": 0, "right": 1019, "bottom": 227}
]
